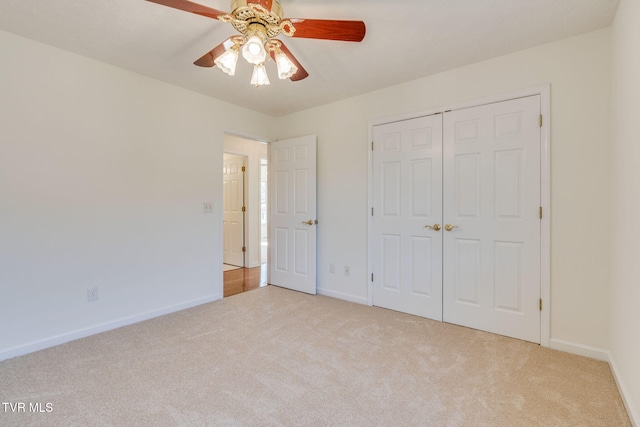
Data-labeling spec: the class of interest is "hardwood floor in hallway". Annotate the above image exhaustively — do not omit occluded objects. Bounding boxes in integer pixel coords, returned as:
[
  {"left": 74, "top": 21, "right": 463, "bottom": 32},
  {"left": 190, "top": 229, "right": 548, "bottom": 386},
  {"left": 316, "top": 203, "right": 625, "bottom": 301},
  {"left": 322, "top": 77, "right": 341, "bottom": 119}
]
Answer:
[{"left": 223, "top": 264, "right": 268, "bottom": 297}]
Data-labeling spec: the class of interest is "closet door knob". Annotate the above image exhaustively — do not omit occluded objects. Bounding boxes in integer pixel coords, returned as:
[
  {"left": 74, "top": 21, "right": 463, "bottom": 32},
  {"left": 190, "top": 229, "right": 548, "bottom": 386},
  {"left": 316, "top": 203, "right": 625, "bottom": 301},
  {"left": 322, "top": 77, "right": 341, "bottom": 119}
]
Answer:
[
  {"left": 425, "top": 224, "right": 441, "bottom": 231},
  {"left": 445, "top": 224, "right": 459, "bottom": 232}
]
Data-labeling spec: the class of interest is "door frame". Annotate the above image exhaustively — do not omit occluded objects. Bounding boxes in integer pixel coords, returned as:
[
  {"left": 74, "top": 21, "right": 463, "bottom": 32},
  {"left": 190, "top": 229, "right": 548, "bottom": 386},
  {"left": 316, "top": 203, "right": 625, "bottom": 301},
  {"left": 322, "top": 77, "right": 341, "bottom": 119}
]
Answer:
[
  {"left": 218, "top": 129, "right": 270, "bottom": 298},
  {"left": 367, "top": 84, "right": 551, "bottom": 347}
]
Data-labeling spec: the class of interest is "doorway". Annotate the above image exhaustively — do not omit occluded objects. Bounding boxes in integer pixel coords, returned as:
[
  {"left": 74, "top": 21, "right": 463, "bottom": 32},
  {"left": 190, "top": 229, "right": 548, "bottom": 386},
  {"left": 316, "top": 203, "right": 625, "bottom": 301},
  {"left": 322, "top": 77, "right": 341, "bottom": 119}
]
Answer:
[{"left": 223, "top": 134, "right": 269, "bottom": 297}]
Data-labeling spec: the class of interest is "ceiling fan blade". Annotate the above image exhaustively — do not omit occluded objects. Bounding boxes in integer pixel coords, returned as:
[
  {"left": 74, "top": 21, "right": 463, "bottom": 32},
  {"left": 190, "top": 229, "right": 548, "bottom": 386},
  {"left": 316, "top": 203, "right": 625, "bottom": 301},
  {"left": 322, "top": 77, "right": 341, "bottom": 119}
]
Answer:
[
  {"left": 270, "top": 41, "right": 309, "bottom": 81},
  {"left": 285, "top": 19, "right": 366, "bottom": 42},
  {"left": 194, "top": 38, "right": 236, "bottom": 67},
  {"left": 146, "top": 0, "right": 227, "bottom": 20}
]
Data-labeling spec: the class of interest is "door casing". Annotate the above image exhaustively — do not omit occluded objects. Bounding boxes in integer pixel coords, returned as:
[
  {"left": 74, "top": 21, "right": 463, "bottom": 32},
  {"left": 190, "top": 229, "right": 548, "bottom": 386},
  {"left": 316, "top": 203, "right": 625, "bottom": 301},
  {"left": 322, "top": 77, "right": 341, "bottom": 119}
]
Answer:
[{"left": 218, "top": 130, "right": 270, "bottom": 298}]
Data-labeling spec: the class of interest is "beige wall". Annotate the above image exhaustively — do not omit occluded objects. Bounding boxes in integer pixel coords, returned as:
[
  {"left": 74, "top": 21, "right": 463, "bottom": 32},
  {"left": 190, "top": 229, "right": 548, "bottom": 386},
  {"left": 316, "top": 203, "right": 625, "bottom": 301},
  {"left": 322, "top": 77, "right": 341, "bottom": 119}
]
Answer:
[
  {"left": 0, "top": 29, "right": 274, "bottom": 358},
  {"left": 277, "top": 28, "right": 613, "bottom": 351},
  {"left": 611, "top": 0, "right": 640, "bottom": 421}
]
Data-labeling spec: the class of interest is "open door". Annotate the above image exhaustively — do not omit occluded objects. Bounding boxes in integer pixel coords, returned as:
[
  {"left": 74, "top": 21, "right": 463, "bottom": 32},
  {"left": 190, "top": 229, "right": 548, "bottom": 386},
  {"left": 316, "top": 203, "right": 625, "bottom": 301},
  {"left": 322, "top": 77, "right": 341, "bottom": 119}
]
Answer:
[{"left": 269, "top": 135, "right": 317, "bottom": 294}]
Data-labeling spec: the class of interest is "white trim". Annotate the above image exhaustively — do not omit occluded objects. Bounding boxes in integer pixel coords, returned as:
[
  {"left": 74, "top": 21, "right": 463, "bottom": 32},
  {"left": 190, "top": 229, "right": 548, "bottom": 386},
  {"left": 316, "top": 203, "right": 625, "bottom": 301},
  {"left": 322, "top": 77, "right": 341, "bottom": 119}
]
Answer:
[
  {"left": 370, "top": 107, "right": 445, "bottom": 128},
  {"left": 550, "top": 339, "right": 639, "bottom": 425},
  {"left": 367, "top": 84, "right": 552, "bottom": 346},
  {"left": 549, "top": 338, "right": 609, "bottom": 361},
  {"left": 446, "top": 85, "right": 552, "bottom": 114},
  {"left": 609, "top": 353, "right": 640, "bottom": 427},
  {"left": 366, "top": 124, "right": 374, "bottom": 306},
  {"left": 318, "top": 287, "right": 368, "bottom": 305},
  {"left": 539, "top": 85, "right": 551, "bottom": 347},
  {"left": 0, "top": 294, "right": 220, "bottom": 362}
]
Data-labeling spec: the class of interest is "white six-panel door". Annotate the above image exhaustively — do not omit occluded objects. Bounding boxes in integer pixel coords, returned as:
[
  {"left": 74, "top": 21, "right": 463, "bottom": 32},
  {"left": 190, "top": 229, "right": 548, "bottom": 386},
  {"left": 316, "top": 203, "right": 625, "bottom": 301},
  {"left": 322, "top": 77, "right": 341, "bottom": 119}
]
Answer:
[
  {"left": 372, "top": 115, "right": 444, "bottom": 320},
  {"left": 269, "top": 135, "right": 317, "bottom": 295},
  {"left": 372, "top": 96, "right": 542, "bottom": 343},
  {"left": 223, "top": 153, "right": 245, "bottom": 267},
  {"left": 442, "top": 96, "right": 541, "bottom": 343}
]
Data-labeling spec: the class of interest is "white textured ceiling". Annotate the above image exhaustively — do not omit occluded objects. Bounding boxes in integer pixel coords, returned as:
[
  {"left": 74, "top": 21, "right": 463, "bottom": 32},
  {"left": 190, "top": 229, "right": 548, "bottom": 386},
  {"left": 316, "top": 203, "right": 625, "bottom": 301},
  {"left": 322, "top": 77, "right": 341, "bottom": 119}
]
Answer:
[{"left": 0, "top": 0, "right": 619, "bottom": 117}]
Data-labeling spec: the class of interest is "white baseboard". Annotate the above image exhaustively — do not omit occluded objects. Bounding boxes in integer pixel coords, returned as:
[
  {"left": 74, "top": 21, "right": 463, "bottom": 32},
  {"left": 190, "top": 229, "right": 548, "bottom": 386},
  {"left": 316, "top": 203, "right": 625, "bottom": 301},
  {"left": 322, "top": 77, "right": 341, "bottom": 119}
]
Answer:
[
  {"left": 550, "top": 339, "right": 638, "bottom": 426},
  {"left": 549, "top": 338, "right": 609, "bottom": 361},
  {"left": 0, "top": 294, "right": 221, "bottom": 362},
  {"left": 608, "top": 352, "right": 640, "bottom": 427},
  {"left": 317, "top": 287, "right": 368, "bottom": 305}
]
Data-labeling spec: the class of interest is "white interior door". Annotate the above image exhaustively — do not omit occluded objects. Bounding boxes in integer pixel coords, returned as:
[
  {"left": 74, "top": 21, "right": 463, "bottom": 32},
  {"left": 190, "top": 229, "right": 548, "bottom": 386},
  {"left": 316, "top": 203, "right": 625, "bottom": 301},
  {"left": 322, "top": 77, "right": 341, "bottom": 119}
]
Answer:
[
  {"left": 372, "top": 115, "right": 443, "bottom": 320},
  {"left": 223, "top": 153, "right": 245, "bottom": 267},
  {"left": 269, "top": 135, "right": 317, "bottom": 295},
  {"left": 442, "top": 96, "right": 541, "bottom": 343}
]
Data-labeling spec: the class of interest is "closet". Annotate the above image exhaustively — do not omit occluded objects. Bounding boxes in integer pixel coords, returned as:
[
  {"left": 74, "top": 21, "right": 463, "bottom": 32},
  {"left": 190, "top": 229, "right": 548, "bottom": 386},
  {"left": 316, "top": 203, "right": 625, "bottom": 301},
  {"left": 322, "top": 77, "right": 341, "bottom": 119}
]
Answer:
[{"left": 371, "top": 95, "right": 542, "bottom": 343}]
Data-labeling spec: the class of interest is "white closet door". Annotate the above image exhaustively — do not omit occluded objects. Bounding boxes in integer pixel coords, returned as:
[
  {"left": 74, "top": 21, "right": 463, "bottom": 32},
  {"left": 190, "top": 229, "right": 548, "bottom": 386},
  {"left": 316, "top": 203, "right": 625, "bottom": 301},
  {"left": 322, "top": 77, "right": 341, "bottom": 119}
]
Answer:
[
  {"left": 442, "top": 96, "right": 541, "bottom": 343},
  {"left": 372, "top": 114, "right": 443, "bottom": 320}
]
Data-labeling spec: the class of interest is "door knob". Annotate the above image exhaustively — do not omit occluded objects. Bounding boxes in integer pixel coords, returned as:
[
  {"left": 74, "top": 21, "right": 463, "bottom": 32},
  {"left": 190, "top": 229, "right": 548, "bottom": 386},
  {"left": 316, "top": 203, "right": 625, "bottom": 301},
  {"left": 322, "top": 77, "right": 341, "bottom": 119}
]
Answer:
[
  {"left": 445, "top": 224, "right": 459, "bottom": 232},
  {"left": 425, "top": 224, "right": 441, "bottom": 231},
  {"left": 301, "top": 220, "right": 317, "bottom": 225}
]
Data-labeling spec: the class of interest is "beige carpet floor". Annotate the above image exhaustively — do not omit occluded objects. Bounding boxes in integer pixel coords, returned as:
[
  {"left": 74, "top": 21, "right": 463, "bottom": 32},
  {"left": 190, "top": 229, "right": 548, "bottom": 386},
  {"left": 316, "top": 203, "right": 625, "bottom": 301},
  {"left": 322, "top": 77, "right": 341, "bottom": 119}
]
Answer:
[{"left": 0, "top": 286, "right": 631, "bottom": 426}]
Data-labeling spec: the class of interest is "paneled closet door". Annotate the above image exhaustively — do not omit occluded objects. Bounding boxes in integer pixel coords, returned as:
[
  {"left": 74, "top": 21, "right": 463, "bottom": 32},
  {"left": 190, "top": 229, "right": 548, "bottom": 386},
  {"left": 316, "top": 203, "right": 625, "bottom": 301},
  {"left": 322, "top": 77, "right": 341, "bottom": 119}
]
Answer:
[
  {"left": 442, "top": 96, "right": 541, "bottom": 343},
  {"left": 372, "top": 114, "right": 444, "bottom": 321}
]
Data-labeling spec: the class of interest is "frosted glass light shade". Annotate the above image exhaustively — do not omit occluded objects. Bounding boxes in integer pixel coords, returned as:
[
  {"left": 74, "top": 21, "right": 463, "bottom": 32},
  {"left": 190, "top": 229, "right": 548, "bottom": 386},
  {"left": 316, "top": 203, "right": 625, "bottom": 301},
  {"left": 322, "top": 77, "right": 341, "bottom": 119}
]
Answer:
[
  {"left": 251, "top": 64, "right": 270, "bottom": 86},
  {"left": 275, "top": 52, "right": 298, "bottom": 80},
  {"left": 242, "top": 35, "right": 267, "bottom": 65},
  {"left": 214, "top": 48, "right": 239, "bottom": 76}
]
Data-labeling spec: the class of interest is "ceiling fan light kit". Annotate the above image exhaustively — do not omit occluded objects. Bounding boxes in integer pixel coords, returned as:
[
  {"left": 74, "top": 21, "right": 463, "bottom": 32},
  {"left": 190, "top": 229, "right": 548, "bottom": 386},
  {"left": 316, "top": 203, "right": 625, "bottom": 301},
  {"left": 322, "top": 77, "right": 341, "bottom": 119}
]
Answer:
[
  {"left": 147, "top": 0, "right": 366, "bottom": 86},
  {"left": 250, "top": 63, "right": 270, "bottom": 87},
  {"left": 274, "top": 48, "right": 297, "bottom": 80},
  {"left": 241, "top": 27, "right": 268, "bottom": 65},
  {"left": 214, "top": 44, "right": 239, "bottom": 75}
]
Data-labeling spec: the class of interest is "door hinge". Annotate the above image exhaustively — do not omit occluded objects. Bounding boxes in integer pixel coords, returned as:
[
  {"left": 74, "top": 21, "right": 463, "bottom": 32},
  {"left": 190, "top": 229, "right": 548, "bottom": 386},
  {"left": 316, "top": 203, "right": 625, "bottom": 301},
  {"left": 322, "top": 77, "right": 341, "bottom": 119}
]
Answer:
[
  {"left": 242, "top": 246, "right": 246, "bottom": 253},
  {"left": 242, "top": 166, "right": 246, "bottom": 172},
  {"left": 371, "top": 207, "right": 374, "bottom": 216},
  {"left": 539, "top": 299, "right": 542, "bottom": 311},
  {"left": 371, "top": 141, "right": 374, "bottom": 151},
  {"left": 539, "top": 206, "right": 543, "bottom": 219},
  {"left": 539, "top": 114, "right": 543, "bottom": 128},
  {"left": 242, "top": 206, "right": 246, "bottom": 212},
  {"left": 371, "top": 273, "right": 374, "bottom": 282}
]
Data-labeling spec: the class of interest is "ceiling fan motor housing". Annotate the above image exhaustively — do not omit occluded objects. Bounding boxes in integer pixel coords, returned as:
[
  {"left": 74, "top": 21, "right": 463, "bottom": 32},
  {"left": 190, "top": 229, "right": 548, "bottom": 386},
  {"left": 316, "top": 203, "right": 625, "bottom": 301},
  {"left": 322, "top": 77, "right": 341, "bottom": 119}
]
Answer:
[{"left": 226, "top": 0, "right": 291, "bottom": 39}]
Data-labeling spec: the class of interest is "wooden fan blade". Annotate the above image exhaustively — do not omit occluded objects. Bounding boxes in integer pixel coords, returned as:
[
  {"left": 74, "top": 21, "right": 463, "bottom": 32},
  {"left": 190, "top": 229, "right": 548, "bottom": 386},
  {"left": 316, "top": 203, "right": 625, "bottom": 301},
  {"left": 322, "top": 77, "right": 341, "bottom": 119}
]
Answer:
[
  {"left": 270, "top": 41, "right": 309, "bottom": 81},
  {"left": 146, "top": 0, "right": 227, "bottom": 20},
  {"left": 194, "top": 38, "right": 236, "bottom": 67},
  {"left": 285, "top": 18, "right": 366, "bottom": 42}
]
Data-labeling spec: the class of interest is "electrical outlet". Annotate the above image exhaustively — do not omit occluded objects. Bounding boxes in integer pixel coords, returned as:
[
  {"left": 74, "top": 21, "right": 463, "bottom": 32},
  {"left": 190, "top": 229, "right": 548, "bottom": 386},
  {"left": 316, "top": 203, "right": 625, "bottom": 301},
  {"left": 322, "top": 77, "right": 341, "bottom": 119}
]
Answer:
[
  {"left": 344, "top": 266, "right": 350, "bottom": 276},
  {"left": 203, "top": 202, "right": 213, "bottom": 213},
  {"left": 329, "top": 263, "right": 335, "bottom": 274},
  {"left": 87, "top": 286, "right": 99, "bottom": 302}
]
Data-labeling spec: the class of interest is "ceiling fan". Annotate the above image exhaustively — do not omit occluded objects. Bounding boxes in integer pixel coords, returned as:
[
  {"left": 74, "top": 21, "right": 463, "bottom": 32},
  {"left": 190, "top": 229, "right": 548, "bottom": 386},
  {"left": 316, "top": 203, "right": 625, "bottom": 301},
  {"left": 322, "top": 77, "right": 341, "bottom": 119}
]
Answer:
[{"left": 147, "top": 0, "right": 366, "bottom": 86}]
